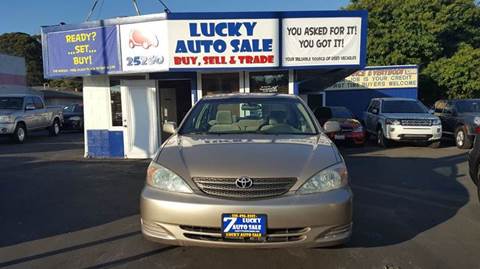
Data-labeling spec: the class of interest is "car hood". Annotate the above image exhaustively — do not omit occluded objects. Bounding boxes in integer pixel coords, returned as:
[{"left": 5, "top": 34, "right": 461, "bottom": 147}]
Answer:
[
  {"left": 64, "top": 112, "right": 83, "bottom": 118},
  {"left": 382, "top": 113, "right": 438, "bottom": 120},
  {"left": 156, "top": 134, "right": 341, "bottom": 187},
  {"left": 0, "top": 109, "right": 19, "bottom": 115}
]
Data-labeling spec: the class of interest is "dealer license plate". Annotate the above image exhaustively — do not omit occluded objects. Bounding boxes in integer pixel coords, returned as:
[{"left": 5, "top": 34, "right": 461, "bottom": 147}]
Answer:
[
  {"left": 222, "top": 213, "right": 267, "bottom": 240},
  {"left": 335, "top": 134, "right": 346, "bottom": 140}
]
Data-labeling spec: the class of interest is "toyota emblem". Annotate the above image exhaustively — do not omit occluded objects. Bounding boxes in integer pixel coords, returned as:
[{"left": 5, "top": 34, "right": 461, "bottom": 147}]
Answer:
[{"left": 235, "top": 176, "right": 253, "bottom": 189}]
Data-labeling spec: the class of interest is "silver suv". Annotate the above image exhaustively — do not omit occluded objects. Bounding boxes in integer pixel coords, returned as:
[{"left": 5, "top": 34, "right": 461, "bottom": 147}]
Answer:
[{"left": 363, "top": 98, "right": 442, "bottom": 147}]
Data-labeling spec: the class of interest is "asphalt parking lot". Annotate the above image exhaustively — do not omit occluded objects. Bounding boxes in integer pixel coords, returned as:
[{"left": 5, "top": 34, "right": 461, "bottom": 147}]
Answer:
[{"left": 0, "top": 132, "right": 479, "bottom": 269}]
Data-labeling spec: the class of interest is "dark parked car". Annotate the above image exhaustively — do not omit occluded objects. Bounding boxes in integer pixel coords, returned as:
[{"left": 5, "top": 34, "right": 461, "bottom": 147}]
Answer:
[
  {"left": 434, "top": 99, "right": 480, "bottom": 149},
  {"left": 62, "top": 104, "right": 84, "bottom": 131},
  {"left": 313, "top": 106, "right": 366, "bottom": 145},
  {"left": 468, "top": 137, "right": 480, "bottom": 202}
]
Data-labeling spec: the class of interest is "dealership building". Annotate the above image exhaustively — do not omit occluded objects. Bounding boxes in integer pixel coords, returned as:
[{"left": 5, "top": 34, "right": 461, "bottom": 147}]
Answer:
[{"left": 41, "top": 11, "right": 418, "bottom": 159}]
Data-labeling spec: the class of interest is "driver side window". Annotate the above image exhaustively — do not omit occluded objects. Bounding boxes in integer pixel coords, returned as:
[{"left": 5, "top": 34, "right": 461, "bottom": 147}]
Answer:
[
  {"left": 368, "top": 101, "right": 379, "bottom": 114},
  {"left": 443, "top": 103, "right": 455, "bottom": 114},
  {"left": 25, "top": 97, "right": 34, "bottom": 109}
]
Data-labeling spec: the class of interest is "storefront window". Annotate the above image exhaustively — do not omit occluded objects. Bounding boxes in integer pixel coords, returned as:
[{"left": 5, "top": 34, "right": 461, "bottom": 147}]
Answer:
[
  {"left": 110, "top": 80, "right": 123, "bottom": 127},
  {"left": 201, "top": 73, "right": 239, "bottom": 96},
  {"left": 249, "top": 71, "right": 288, "bottom": 94}
]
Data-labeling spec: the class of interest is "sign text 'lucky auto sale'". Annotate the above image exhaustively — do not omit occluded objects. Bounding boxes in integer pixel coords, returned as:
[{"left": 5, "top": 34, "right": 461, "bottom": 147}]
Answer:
[{"left": 173, "top": 21, "right": 275, "bottom": 67}]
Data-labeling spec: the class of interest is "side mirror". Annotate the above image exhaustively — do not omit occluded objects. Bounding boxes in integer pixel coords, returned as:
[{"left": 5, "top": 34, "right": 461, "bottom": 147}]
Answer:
[
  {"left": 25, "top": 104, "right": 35, "bottom": 110},
  {"left": 163, "top": 121, "right": 177, "bottom": 134},
  {"left": 323, "top": 121, "right": 341, "bottom": 134},
  {"left": 371, "top": 108, "right": 378, "bottom": 114}
]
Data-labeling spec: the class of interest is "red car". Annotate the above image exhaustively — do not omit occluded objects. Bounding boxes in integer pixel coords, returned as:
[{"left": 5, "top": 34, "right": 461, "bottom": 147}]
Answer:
[
  {"left": 314, "top": 106, "right": 366, "bottom": 145},
  {"left": 128, "top": 29, "right": 159, "bottom": 49}
]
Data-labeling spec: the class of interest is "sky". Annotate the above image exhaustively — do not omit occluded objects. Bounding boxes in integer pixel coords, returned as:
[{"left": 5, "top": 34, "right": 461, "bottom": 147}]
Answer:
[{"left": 0, "top": 0, "right": 349, "bottom": 35}]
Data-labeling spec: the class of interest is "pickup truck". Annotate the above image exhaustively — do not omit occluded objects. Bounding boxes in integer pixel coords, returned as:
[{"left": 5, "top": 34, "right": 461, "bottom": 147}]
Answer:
[
  {"left": 433, "top": 99, "right": 480, "bottom": 149},
  {"left": 0, "top": 94, "right": 63, "bottom": 143},
  {"left": 363, "top": 97, "right": 442, "bottom": 148}
]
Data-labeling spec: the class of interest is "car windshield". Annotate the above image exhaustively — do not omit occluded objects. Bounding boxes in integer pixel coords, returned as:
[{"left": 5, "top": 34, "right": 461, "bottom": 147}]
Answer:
[
  {"left": 382, "top": 100, "right": 428, "bottom": 113},
  {"left": 0, "top": 97, "right": 23, "bottom": 110},
  {"left": 64, "top": 104, "right": 83, "bottom": 113},
  {"left": 330, "top": 107, "right": 353, "bottom": 118},
  {"left": 179, "top": 97, "right": 318, "bottom": 135},
  {"left": 455, "top": 100, "right": 480, "bottom": 113}
]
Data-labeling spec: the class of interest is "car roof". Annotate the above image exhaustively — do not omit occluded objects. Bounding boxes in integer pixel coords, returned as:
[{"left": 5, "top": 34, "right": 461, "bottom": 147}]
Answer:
[
  {"left": 0, "top": 94, "right": 30, "bottom": 98},
  {"left": 372, "top": 97, "right": 417, "bottom": 102},
  {"left": 326, "top": 106, "right": 349, "bottom": 110},
  {"left": 201, "top": 93, "right": 298, "bottom": 100}
]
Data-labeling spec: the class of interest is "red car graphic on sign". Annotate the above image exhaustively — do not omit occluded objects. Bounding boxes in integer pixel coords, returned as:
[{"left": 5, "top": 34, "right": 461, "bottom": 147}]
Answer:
[{"left": 128, "top": 29, "right": 159, "bottom": 49}]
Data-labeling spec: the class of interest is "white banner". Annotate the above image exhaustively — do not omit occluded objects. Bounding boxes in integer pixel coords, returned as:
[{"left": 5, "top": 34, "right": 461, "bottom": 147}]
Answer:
[
  {"left": 120, "top": 21, "right": 169, "bottom": 72},
  {"left": 282, "top": 17, "right": 362, "bottom": 67},
  {"left": 168, "top": 19, "right": 279, "bottom": 68}
]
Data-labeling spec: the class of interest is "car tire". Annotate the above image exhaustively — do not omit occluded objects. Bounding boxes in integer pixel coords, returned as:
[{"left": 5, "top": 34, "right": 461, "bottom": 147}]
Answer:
[
  {"left": 49, "top": 119, "right": 61, "bottom": 136},
  {"left": 455, "top": 126, "right": 472, "bottom": 149},
  {"left": 377, "top": 128, "right": 390, "bottom": 148},
  {"left": 429, "top": 140, "right": 441, "bottom": 148},
  {"left": 11, "top": 123, "right": 26, "bottom": 144}
]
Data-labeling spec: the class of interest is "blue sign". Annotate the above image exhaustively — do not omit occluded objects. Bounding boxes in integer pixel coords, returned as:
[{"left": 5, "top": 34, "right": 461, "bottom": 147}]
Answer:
[
  {"left": 222, "top": 213, "right": 267, "bottom": 239},
  {"left": 45, "top": 26, "right": 120, "bottom": 77}
]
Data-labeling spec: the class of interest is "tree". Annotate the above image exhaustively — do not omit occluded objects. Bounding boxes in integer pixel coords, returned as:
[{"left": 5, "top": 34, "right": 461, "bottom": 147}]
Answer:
[
  {"left": 0, "top": 32, "right": 82, "bottom": 90},
  {"left": 0, "top": 32, "right": 44, "bottom": 86},
  {"left": 346, "top": 0, "right": 480, "bottom": 103},
  {"left": 424, "top": 44, "right": 480, "bottom": 99}
]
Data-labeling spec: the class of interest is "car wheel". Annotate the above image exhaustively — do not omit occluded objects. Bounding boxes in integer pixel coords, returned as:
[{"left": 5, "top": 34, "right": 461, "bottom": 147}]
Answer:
[
  {"left": 142, "top": 41, "right": 150, "bottom": 49},
  {"left": 429, "top": 141, "right": 441, "bottom": 148},
  {"left": 49, "top": 119, "right": 60, "bottom": 136},
  {"left": 377, "top": 128, "right": 390, "bottom": 148},
  {"left": 11, "top": 123, "right": 26, "bottom": 144},
  {"left": 455, "top": 126, "right": 472, "bottom": 149}
]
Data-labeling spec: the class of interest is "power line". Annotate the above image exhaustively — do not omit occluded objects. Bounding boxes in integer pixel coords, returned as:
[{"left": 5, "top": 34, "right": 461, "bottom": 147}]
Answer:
[{"left": 157, "top": 0, "right": 171, "bottom": 13}]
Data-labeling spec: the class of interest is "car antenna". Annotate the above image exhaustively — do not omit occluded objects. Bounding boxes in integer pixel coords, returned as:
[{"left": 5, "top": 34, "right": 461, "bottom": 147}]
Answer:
[
  {"left": 157, "top": 0, "right": 171, "bottom": 13},
  {"left": 85, "top": 0, "right": 142, "bottom": 21}
]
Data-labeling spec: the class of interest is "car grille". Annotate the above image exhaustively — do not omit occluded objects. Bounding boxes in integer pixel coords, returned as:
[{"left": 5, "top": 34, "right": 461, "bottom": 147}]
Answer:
[
  {"left": 400, "top": 119, "right": 432, "bottom": 126},
  {"left": 180, "top": 225, "right": 309, "bottom": 243},
  {"left": 192, "top": 177, "right": 297, "bottom": 200}
]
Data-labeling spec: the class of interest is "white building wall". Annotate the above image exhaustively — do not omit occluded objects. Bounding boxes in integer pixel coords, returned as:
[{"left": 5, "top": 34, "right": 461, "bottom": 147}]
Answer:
[{"left": 82, "top": 76, "right": 111, "bottom": 157}]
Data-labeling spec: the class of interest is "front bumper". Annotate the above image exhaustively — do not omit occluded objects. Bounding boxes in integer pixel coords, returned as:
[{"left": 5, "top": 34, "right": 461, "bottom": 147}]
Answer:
[
  {"left": 0, "top": 123, "right": 15, "bottom": 135},
  {"left": 140, "top": 186, "right": 353, "bottom": 248},
  {"left": 385, "top": 124, "right": 442, "bottom": 141}
]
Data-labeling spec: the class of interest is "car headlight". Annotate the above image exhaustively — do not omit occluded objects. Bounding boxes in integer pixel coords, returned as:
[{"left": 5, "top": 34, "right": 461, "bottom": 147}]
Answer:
[
  {"left": 474, "top": 116, "right": 480, "bottom": 126},
  {"left": 0, "top": 115, "right": 13, "bottom": 123},
  {"left": 432, "top": 119, "right": 441, "bottom": 125},
  {"left": 297, "top": 163, "right": 348, "bottom": 194},
  {"left": 385, "top": 119, "right": 401, "bottom": 125},
  {"left": 146, "top": 162, "right": 192, "bottom": 193}
]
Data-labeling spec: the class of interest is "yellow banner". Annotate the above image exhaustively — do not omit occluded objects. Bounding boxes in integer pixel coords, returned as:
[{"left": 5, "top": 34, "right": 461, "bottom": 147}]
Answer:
[{"left": 327, "top": 67, "right": 418, "bottom": 90}]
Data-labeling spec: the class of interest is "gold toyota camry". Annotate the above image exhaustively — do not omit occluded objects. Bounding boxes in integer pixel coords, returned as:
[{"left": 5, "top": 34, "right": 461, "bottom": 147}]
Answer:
[{"left": 140, "top": 93, "right": 352, "bottom": 248}]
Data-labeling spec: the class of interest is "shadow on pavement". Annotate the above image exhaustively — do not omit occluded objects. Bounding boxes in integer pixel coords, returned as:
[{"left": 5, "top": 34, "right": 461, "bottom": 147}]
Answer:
[
  {"left": 343, "top": 150, "right": 469, "bottom": 248},
  {"left": 0, "top": 132, "right": 84, "bottom": 154},
  {"left": 0, "top": 157, "right": 149, "bottom": 248}
]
